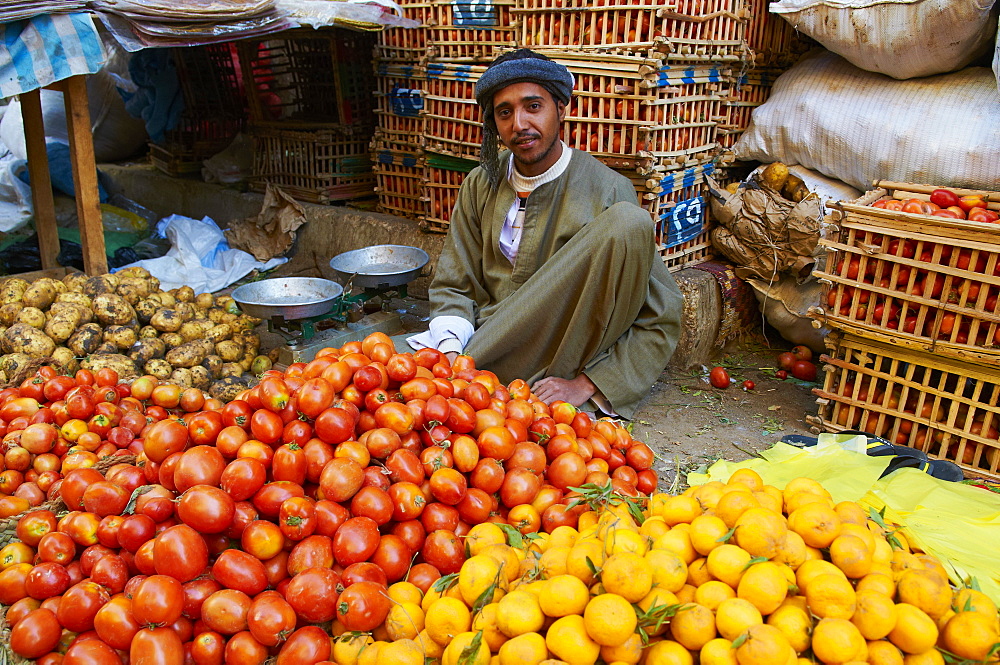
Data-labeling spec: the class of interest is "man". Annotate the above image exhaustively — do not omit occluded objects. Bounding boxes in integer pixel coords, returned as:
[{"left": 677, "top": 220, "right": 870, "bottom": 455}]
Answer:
[{"left": 408, "top": 49, "right": 683, "bottom": 419}]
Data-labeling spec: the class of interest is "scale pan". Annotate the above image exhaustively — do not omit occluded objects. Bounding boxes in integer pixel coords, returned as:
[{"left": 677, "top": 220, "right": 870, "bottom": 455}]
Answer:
[
  {"left": 231, "top": 277, "right": 344, "bottom": 320},
  {"left": 330, "top": 245, "right": 429, "bottom": 289}
]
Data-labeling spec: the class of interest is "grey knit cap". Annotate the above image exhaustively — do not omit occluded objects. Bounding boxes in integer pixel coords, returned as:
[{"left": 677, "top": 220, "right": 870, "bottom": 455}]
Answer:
[{"left": 474, "top": 50, "right": 574, "bottom": 189}]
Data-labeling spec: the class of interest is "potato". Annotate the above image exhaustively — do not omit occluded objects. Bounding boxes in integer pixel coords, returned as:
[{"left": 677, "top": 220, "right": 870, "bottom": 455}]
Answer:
[
  {"left": 175, "top": 286, "right": 195, "bottom": 303},
  {"left": 150, "top": 309, "right": 183, "bottom": 333},
  {"left": 195, "top": 293, "right": 215, "bottom": 310},
  {"left": 207, "top": 308, "right": 226, "bottom": 324},
  {"left": 220, "top": 362, "right": 244, "bottom": 378},
  {"left": 165, "top": 341, "right": 208, "bottom": 368},
  {"left": 216, "top": 295, "right": 235, "bottom": 309},
  {"left": 129, "top": 337, "right": 166, "bottom": 365},
  {"left": 68, "top": 324, "right": 105, "bottom": 357},
  {"left": 175, "top": 302, "right": 196, "bottom": 322},
  {"left": 51, "top": 347, "right": 78, "bottom": 373},
  {"left": 4, "top": 323, "right": 56, "bottom": 357},
  {"left": 157, "top": 292, "right": 177, "bottom": 308},
  {"left": 0, "top": 303, "right": 22, "bottom": 327},
  {"left": 216, "top": 340, "right": 243, "bottom": 362},
  {"left": 82, "top": 275, "right": 116, "bottom": 296},
  {"left": 49, "top": 301, "right": 91, "bottom": 325},
  {"left": 134, "top": 300, "right": 158, "bottom": 324},
  {"left": 117, "top": 266, "right": 150, "bottom": 280},
  {"left": 0, "top": 352, "right": 32, "bottom": 379},
  {"left": 17, "top": 307, "right": 46, "bottom": 330},
  {"left": 45, "top": 315, "right": 80, "bottom": 344},
  {"left": 115, "top": 281, "right": 144, "bottom": 306},
  {"left": 81, "top": 353, "right": 137, "bottom": 378},
  {"left": 178, "top": 321, "right": 205, "bottom": 343},
  {"left": 209, "top": 376, "right": 250, "bottom": 402},
  {"left": 63, "top": 273, "right": 88, "bottom": 291},
  {"left": 781, "top": 174, "right": 805, "bottom": 201},
  {"left": 103, "top": 326, "right": 138, "bottom": 351},
  {"left": 56, "top": 292, "right": 93, "bottom": 309},
  {"left": 145, "top": 359, "right": 172, "bottom": 379},
  {"left": 168, "top": 368, "right": 194, "bottom": 390},
  {"left": 190, "top": 365, "right": 211, "bottom": 390},
  {"left": 239, "top": 354, "right": 254, "bottom": 372},
  {"left": 203, "top": 355, "right": 224, "bottom": 379},
  {"left": 220, "top": 312, "right": 239, "bottom": 325},
  {"left": 139, "top": 326, "right": 159, "bottom": 339},
  {"left": 22, "top": 280, "right": 57, "bottom": 310},
  {"left": 93, "top": 293, "right": 137, "bottom": 327},
  {"left": 0, "top": 278, "right": 29, "bottom": 304},
  {"left": 760, "top": 162, "right": 789, "bottom": 192},
  {"left": 160, "top": 332, "right": 184, "bottom": 349},
  {"left": 93, "top": 341, "right": 119, "bottom": 355},
  {"left": 204, "top": 324, "right": 233, "bottom": 345},
  {"left": 235, "top": 315, "right": 261, "bottom": 332}
]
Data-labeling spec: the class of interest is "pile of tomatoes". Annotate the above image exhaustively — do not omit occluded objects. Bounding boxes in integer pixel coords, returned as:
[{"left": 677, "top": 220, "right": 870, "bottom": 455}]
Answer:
[
  {"left": 871, "top": 188, "right": 999, "bottom": 223},
  {"left": 0, "top": 333, "right": 656, "bottom": 663},
  {"left": 0, "top": 367, "right": 222, "bottom": 520}
]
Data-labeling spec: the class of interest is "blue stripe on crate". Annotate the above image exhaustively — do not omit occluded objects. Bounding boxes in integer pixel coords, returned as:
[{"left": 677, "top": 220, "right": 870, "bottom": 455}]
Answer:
[
  {"left": 654, "top": 66, "right": 725, "bottom": 87},
  {"left": 657, "top": 163, "right": 713, "bottom": 193},
  {"left": 452, "top": 0, "right": 499, "bottom": 27},
  {"left": 660, "top": 195, "right": 706, "bottom": 249},
  {"left": 402, "top": 156, "right": 419, "bottom": 167}
]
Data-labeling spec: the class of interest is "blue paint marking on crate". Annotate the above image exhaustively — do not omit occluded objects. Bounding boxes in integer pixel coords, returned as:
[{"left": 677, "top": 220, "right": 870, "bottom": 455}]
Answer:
[
  {"left": 661, "top": 195, "right": 706, "bottom": 249},
  {"left": 390, "top": 87, "right": 423, "bottom": 116},
  {"left": 658, "top": 163, "right": 713, "bottom": 194},
  {"left": 452, "top": 0, "right": 499, "bottom": 26},
  {"left": 654, "top": 66, "right": 725, "bottom": 87}
]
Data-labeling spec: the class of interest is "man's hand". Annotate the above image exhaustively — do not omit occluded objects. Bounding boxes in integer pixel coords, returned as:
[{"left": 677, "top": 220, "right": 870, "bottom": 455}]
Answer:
[{"left": 532, "top": 374, "right": 596, "bottom": 408}]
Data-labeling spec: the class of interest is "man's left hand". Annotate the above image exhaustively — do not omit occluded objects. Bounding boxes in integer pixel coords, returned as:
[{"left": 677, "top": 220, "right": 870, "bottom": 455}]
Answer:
[{"left": 532, "top": 374, "right": 596, "bottom": 408}]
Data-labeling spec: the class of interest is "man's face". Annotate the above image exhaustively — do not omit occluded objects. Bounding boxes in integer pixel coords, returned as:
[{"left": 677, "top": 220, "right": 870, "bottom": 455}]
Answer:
[{"left": 492, "top": 81, "right": 566, "bottom": 177}]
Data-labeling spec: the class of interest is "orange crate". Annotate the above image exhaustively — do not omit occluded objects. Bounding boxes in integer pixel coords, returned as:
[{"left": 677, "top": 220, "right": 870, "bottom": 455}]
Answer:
[
  {"left": 373, "top": 150, "right": 428, "bottom": 219},
  {"left": 420, "top": 154, "right": 477, "bottom": 232},
  {"left": 427, "top": 0, "right": 517, "bottom": 61},
  {"left": 717, "top": 68, "right": 776, "bottom": 149},
  {"left": 661, "top": 228, "right": 714, "bottom": 272},
  {"left": 374, "top": 68, "right": 428, "bottom": 148},
  {"left": 632, "top": 163, "right": 713, "bottom": 250},
  {"left": 376, "top": 3, "right": 432, "bottom": 62},
  {"left": 743, "top": 0, "right": 813, "bottom": 67},
  {"left": 423, "top": 72, "right": 483, "bottom": 160},
  {"left": 812, "top": 333, "right": 1000, "bottom": 480},
  {"left": 516, "top": 0, "right": 747, "bottom": 61},
  {"left": 250, "top": 126, "right": 376, "bottom": 204},
  {"left": 813, "top": 181, "right": 1000, "bottom": 365},
  {"left": 239, "top": 29, "right": 377, "bottom": 129}
]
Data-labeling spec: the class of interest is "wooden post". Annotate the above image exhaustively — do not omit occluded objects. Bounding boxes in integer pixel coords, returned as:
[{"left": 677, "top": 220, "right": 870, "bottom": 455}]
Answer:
[
  {"left": 60, "top": 75, "right": 108, "bottom": 275},
  {"left": 20, "top": 88, "right": 61, "bottom": 269}
]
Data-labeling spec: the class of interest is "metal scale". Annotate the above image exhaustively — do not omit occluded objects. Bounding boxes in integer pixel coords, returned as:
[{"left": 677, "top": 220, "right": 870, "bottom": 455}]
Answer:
[{"left": 231, "top": 245, "right": 430, "bottom": 364}]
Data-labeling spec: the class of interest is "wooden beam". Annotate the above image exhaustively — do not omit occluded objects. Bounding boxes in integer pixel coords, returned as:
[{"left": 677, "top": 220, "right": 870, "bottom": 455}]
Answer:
[
  {"left": 20, "top": 88, "right": 60, "bottom": 269},
  {"left": 61, "top": 75, "right": 107, "bottom": 275}
]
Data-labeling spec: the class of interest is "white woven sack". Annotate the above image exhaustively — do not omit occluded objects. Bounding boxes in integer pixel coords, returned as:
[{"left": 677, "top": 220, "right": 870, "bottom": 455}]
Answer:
[
  {"left": 994, "top": 16, "right": 1000, "bottom": 92},
  {"left": 733, "top": 50, "right": 1000, "bottom": 192},
  {"left": 770, "top": 0, "right": 998, "bottom": 80}
]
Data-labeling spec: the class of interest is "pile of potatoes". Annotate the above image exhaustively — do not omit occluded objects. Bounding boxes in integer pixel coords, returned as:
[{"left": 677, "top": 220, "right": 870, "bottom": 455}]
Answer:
[{"left": 0, "top": 267, "right": 266, "bottom": 400}]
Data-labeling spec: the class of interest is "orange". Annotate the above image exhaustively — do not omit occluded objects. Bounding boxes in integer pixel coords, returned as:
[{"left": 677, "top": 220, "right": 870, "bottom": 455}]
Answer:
[
  {"left": 356, "top": 641, "right": 383, "bottom": 665},
  {"left": 787, "top": 502, "right": 842, "bottom": 549},
  {"left": 690, "top": 514, "right": 731, "bottom": 556},
  {"left": 715, "top": 488, "right": 761, "bottom": 528},
  {"left": 442, "top": 631, "right": 490, "bottom": 665},
  {"left": 737, "top": 561, "right": 789, "bottom": 616},
  {"left": 752, "top": 489, "right": 783, "bottom": 515},
  {"left": 829, "top": 533, "right": 873, "bottom": 579},
  {"left": 545, "top": 614, "right": 601, "bottom": 665},
  {"left": 658, "top": 495, "right": 702, "bottom": 526},
  {"left": 566, "top": 540, "right": 605, "bottom": 585},
  {"left": 865, "top": 639, "right": 904, "bottom": 665},
  {"left": 467, "top": 522, "right": 508, "bottom": 555},
  {"left": 734, "top": 507, "right": 788, "bottom": 560},
  {"left": 692, "top": 482, "right": 725, "bottom": 511},
  {"left": 687, "top": 557, "right": 713, "bottom": 587},
  {"left": 940, "top": 610, "right": 1000, "bottom": 661},
  {"left": 539, "top": 574, "right": 590, "bottom": 618},
  {"left": 856, "top": 572, "right": 895, "bottom": 597},
  {"left": 332, "top": 633, "right": 373, "bottom": 665},
  {"left": 700, "top": 637, "right": 738, "bottom": 665},
  {"left": 646, "top": 549, "right": 689, "bottom": 593},
  {"left": 728, "top": 468, "right": 765, "bottom": 492},
  {"left": 834, "top": 500, "right": 869, "bottom": 526},
  {"left": 539, "top": 546, "right": 573, "bottom": 578},
  {"left": 804, "top": 572, "right": 857, "bottom": 620},
  {"left": 676, "top": 583, "right": 697, "bottom": 605},
  {"left": 496, "top": 589, "right": 544, "bottom": 638},
  {"left": 415, "top": 630, "right": 443, "bottom": 659},
  {"left": 951, "top": 587, "right": 998, "bottom": 617},
  {"left": 459, "top": 554, "right": 508, "bottom": 606},
  {"left": 895, "top": 569, "right": 952, "bottom": 620},
  {"left": 652, "top": 529, "right": 697, "bottom": 565},
  {"left": 851, "top": 589, "right": 897, "bottom": 640},
  {"left": 643, "top": 639, "right": 694, "bottom": 665},
  {"left": 386, "top": 602, "right": 426, "bottom": 641},
  {"left": 735, "top": 623, "right": 795, "bottom": 665},
  {"left": 766, "top": 604, "right": 812, "bottom": 654},
  {"left": 498, "top": 632, "right": 548, "bottom": 665},
  {"left": 795, "top": 559, "right": 845, "bottom": 592},
  {"left": 888, "top": 603, "right": 939, "bottom": 654},
  {"left": 901, "top": 650, "right": 945, "bottom": 665},
  {"left": 640, "top": 517, "right": 670, "bottom": 541},
  {"left": 425, "top": 597, "right": 472, "bottom": 646},
  {"left": 583, "top": 593, "right": 637, "bottom": 647},
  {"left": 715, "top": 597, "right": 763, "bottom": 641},
  {"left": 694, "top": 580, "right": 736, "bottom": 610},
  {"left": 599, "top": 632, "right": 643, "bottom": 665},
  {"left": 781, "top": 477, "right": 831, "bottom": 505},
  {"left": 379, "top": 639, "right": 423, "bottom": 665},
  {"left": 706, "top": 544, "right": 753, "bottom": 589},
  {"left": 480, "top": 544, "right": 521, "bottom": 583},
  {"left": 601, "top": 553, "right": 653, "bottom": 603},
  {"left": 472, "top": 602, "right": 508, "bottom": 652},
  {"left": 840, "top": 522, "right": 876, "bottom": 555},
  {"left": 774, "top": 530, "right": 809, "bottom": 570},
  {"left": 670, "top": 602, "right": 717, "bottom": 651},
  {"left": 811, "top": 617, "right": 866, "bottom": 664}
]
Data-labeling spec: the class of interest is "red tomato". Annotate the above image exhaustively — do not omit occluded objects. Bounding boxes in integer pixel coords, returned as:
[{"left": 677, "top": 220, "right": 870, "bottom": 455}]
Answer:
[
  {"left": 143, "top": 420, "right": 189, "bottom": 464},
  {"left": 791, "top": 360, "right": 818, "bottom": 382},
  {"left": 500, "top": 467, "right": 541, "bottom": 508},
  {"left": 933, "top": 209, "right": 964, "bottom": 219},
  {"left": 284, "top": 567, "right": 340, "bottom": 623},
  {"left": 200, "top": 589, "right": 251, "bottom": 635},
  {"left": 335, "top": 580, "right": 391, "bottom": 632},
  {"left": 314, "top": 407, "right": 355, "bottom": 445},
  {"left": 349, "top": 486, "right": 394, "bottom": 526},
  {"left": 319, "top": 458, "right": 364, "bottom": 503},
  {"left": 333, "top": 516, "right": 380, "bottom": 567},
  {"left": 10, "top": 608, "right": 61, "bottom": 658},
  {"left": 249, "top": 409, "right": 283, "bottom": 445},
  {"left": 172, "top": 445, "right": 226, "bottom": 493},
  {"left": 153, "top": 525, "right": 209, "bottom": 583},
  {"left": 929, "top": 188, "right": 959, "bottom": 208},
  {"left": 314, "top": 499, "right": 350, "bottom": 538},
  {"left": 422, "top": 529, "right": 465, "bottom": 574},
  {"left": 287, "top": 535, "right": 334, "bottom": 575},
  {"left": 429, "top": 467, "right": 468, "bottom": 505},
  {"left": 278, "top": 496, "right": 318, "bottom": 541},
  {"left": 94, "top": 595, "right": 142, "bottom": 650},
  {"left": 177, "top": 485, "right": 235, "bottom": 534},
  {"left": 742, "top": 380, "right": 756, "bottom": 391},
  {"left": 220, "top": 458, "right": 268, "bottom": 502},
  {"left": 708, "top": 366, "right": 730, "bottom": 389},
  {"left": 131, "top": 625, "right": 183, "bottom": 665},
  {"left": 56, "top": 580, "right": 110, "bottom": 632},
  {"left": 385, "top": 449, "right": 425, "bottom": 484},
  {"left": 212, "top": 550, "right": 268, "bottom": 596},
  {"left": 275, "top": 625, "right": 332, "bottom": 665},
  {"left": 547, "top": 452, "right": 587, "bottom": 490},
  {"left": 252, "top": 481, "right": 304, "bottom": 520},
  {"left": 247, "top": 592, "right": 297, "bottom": 647},
  {"left": 959, "top": 194, "right": 987, "bottom": 212},
  {"left": 272, "top": 443, "right": 308, "bottom": 486},
  {"left": 187, "top": 412, "right": 224, "bottom": 447},
  {"left": 16, "top": 509, "right": 57, "bottom": 547},
  {"left": 132, "top": 574, "right": 184, "bottom": 627},
  {"left": 370, "top": 534, "right": 411, "bottom": 583}
]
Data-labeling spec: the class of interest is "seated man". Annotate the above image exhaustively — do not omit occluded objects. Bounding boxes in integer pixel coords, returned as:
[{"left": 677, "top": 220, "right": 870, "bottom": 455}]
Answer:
[{"left": 409, "top": 49, "right": 683, "bottom": 419}]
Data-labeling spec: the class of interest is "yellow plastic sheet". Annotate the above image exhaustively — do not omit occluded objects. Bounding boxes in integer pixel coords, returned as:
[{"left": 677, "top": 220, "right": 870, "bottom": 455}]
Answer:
[{"left": 688, "top": 441, "right": 1000, "bottom": 604}]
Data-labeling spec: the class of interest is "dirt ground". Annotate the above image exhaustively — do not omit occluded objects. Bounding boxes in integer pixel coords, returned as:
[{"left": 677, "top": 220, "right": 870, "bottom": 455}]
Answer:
[{"left": 629, "top": 336, "right": 818, "bottom": 490}]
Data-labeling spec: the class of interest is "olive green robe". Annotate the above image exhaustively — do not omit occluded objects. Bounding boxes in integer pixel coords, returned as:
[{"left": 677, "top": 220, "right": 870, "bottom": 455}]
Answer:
[{"left": 430, "top": 148, "right": 683, "bottom": 419}]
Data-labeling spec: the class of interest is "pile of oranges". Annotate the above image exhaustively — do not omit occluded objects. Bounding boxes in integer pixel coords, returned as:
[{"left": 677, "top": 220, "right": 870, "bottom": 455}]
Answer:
[{"left": 342, "top": 469, "right": 999, "bottom": 665}]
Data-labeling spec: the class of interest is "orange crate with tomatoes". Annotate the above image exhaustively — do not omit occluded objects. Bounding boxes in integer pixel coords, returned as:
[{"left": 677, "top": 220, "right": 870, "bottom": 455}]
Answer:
[
  {"left": 373, "top": 149, "right": 428, "bottom": 219},
  {"left": 427, "top": 0, "right": 516, "bottom": 62},
  {"left": 420, "top": 153, "right": 477, "bottom": 233},
  {"left": 813, "top": 181, "right": 1000, "bottom": 365},
  {"left": 717, "top": 68, "right": 777, "bottom": 149},
  {"left": 375, "top": 1, "right": 432, "bottom": 62},
  {"left": 811, "top": 332, "right": 1000, "bottom": 480},
  {"left": 423, "top": 64, "right": 484, "bottom": 161}
]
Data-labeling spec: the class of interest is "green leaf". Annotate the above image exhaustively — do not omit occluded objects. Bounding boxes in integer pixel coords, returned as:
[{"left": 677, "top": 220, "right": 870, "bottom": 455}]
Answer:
[
  {"left": 730, "top": 632, "right": 748, "bottom": 649},
  {"left": 624, "top": 497, "right": 646, "bottom": 526},
  {"left": 496, "top": 523, "right": 525, "bottom": 549},
  {"left": 471, "top": 572, "right": 502, "bottom": 615},
  {"left": 585, "top": 556, "right": 601, "bottom": 579},
  {"left": 458, "top": 630, "right": 484, "bottom": 665},
  {"left": 122, "top": 485, "right": 155, "bottom": 515},
  {"left": 743, "top": 556, "right": 768, "bottom": 570},
  {"left": 716, "top": 526, "right": 737, "bottom": 543},
  {"left": 432, "top": 573, "right": 459, "bottom": 593}
]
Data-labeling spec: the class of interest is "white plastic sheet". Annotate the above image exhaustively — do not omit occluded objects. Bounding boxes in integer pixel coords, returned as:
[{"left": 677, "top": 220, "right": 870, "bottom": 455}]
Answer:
[
  {"left": 116, "top": 215, "right": 285, "bottom": 293},
  {"left": 771, "top": 0, "right": 999, "bottom": 80}
]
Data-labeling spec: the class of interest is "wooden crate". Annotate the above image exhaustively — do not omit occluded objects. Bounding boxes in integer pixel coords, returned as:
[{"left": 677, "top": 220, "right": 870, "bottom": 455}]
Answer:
[
  {"left": 376, "top": 2, "right": 432, "bottom": 62},
  {"left": 373, "top": 149, "right": 428, "bottom": 219},
  {"left": 420, "top": 153, "right": 478, "bottom": 232},
  {"left": 239, "top": 28, "right": 377, "bottom": 129},
  {"left": 662, "top": 228, "right": 713, "bottom": 272},
  {"left": 374, "top": 66, "right": 428, "bottom": 148},
  {"left": 423, "top": 65, "right": 484, "bottom": 160},
  {"left": 743, "top": 0, "right": 813, "bottom": 67},
  {"left": 813, "top": 181, "right": 1000, "bottom": 365},
  {"left": 250, "top": 126, "right": 376, "bottom": 204},
  {"left": 811, "top": 333, "right": 1000, "bottom": 481},
  {"left": 427, "top": 0, "right": 517, "bottom": 61},
  {"left": 717, "top": 67, "right": 777, "bottom": 149},
  {"left": 151, "top": 43, "right": 245, "bottom": 176},
  {"left": 631, "top": 162, "right": 713, "bottom": 250}
]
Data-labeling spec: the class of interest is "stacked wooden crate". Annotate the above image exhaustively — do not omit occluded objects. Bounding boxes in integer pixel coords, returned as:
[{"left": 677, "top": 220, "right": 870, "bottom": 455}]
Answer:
[
  {"left": 373, "top": 1, "right": 433, "bottom": 219},
  {"left": 237, "top": 29, "right": 378, "bottom": 203},
  {"left": 809, "top": 182, "right": 1000, "bottom": 480}
]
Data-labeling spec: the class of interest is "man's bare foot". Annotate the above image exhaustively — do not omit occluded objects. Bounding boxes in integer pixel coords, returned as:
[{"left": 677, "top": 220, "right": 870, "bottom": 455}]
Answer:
[{"left": 531, "top": 374, "right": 596, "bottom": 407}]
